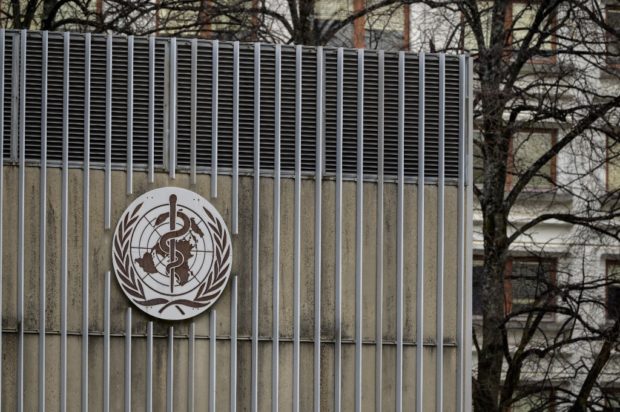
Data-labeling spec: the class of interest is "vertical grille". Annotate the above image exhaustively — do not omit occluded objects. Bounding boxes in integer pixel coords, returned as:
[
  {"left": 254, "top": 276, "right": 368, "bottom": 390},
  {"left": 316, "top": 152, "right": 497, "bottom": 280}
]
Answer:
[{"left": 6, "top": 30, "right": 465, "bottom": 182}]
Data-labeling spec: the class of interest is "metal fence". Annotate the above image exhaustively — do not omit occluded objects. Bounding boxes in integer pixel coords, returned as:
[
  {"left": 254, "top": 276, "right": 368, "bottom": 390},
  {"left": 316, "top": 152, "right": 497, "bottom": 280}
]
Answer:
[{"left": 0, "top": 30, "right": 473, "bottom": 412}]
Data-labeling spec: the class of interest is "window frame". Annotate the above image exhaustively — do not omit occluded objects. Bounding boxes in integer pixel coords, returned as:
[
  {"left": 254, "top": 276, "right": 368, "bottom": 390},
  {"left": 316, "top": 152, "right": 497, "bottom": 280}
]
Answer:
[
  {"left": 508, "top": 128, "right": 558, "bottom": 191},
  {"left": 606, "top": 259, "right": 620, "bottom": 320},
  {"left": 461, "top": 0, "right": 558, "bottom": 64},
  {"left": 606, "top": 136, "right": 620, "bottom": 192},
  {"left": 472, "top": 256, "right": 558, "bottom": 317},
  {"left": 473, "top": 128, "right": 558, "bottom": 191},
  {"left": 508, "top": 385, "right": 557, "bottom": 412},
  {"left": 605, "top": 5, "right": 620, "bottom": 68}
]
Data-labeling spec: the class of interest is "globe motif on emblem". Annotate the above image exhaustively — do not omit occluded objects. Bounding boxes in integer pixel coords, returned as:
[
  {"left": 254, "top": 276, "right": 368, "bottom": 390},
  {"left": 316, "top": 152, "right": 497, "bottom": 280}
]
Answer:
[{"left": 112, "top": 187, "right": 232, "bottom": 321}]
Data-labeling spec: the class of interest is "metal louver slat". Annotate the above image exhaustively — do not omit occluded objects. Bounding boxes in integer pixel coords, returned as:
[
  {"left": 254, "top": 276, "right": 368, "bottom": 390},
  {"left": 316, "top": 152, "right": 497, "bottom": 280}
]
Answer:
[{"left": 7, "top": 31, "right": 465, "bottom": 183}]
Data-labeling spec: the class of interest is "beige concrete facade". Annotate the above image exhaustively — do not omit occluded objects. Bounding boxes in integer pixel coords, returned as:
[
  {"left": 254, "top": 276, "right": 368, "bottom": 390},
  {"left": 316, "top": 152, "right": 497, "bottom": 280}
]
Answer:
[{"left": 1, "top": 166, "right": 460, "bottom": 411}]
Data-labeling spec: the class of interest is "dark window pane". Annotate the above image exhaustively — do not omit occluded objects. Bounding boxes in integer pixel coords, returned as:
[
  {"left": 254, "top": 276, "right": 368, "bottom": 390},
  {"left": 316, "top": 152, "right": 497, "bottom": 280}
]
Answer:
[
  {"left": 510, "top": 260, "right": 554, "bottom": 313},
  {"left": 473, "top": 261, "right": 484, "bottom": 316},
  {"left": 607, "top": 8, "right": 620, "bottom": 65}
]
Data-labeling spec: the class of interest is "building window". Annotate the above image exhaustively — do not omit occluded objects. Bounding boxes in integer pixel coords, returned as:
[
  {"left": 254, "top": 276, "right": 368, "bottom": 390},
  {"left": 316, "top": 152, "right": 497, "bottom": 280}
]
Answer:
[
  {"left": 510, "top": 129, "right": 556, "bottom": 190},
  {"left": 602, "top": 386, "right": 620, "bottom": 412},
  {"left": 507, "top": 258, "right": 556, "bottom": 314},
  {"left": 473, "top": 129, "right": 557, "bottom": 190},
  {"left": 462, "top": 0, "right": 557, "bottom": 62},
  {"left": 607, "top": 6, "right": 620, "bottom": 66},
  {"left": 607, "top": 138, "right": 620, "bottom": 192},
  {"left": 607, "top": 261, "right": 620, "bottom": 320},
  {"left": 365, "top": 4, "right": 410, "bottom": 51},
  {"left": 510, "top": 387, "right": 556, "bottom": 411},
  {"left": 473, "top": 258, "right": 484, "bottom": 316},
  {"left": 472, "top": 257, "right": 556, "bottom": 317}
]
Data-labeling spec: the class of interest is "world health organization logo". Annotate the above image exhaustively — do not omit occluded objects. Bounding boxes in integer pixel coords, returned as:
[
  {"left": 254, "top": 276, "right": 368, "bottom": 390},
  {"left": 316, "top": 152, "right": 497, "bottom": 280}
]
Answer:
[{"left": 112, "top": 187, "right": 232, "bottom": 321}]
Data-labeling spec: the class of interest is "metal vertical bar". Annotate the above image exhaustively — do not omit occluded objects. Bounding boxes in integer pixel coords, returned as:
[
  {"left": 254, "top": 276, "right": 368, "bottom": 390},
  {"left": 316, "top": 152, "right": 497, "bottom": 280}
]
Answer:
[
  {"left": 211, "top": 40, "right": 219, "bottom": 197},
  {"left": 188, "top": 322, "right": 195, "bottom": 412},
  {"left": 436, "top": 53, "right": 446, "bottom": 412},
  {"left": 167, "top": 326, "right": 174, "bottom": 412},
  {"left": 334, "top": 47, "right": 343, "bottom": 412},
  {"left": 146, "top": 322, "right": 153, "bottom": 412},
  {"left": 232, "top": 41, "right": 239, "bottom": 234},
  {"left": 103, "top": 272, "right": 111, "bottom": 412},
  {"left": 125, "top": 308, "right": 132, "bottom": 412},
  {"left": 169, "top": 38, "right": 177, "bottom": 179},
  {"left": 82, "top": 32, "right": 91, "bottom": 412},
  {"left": 314, "top": 46, "right": 323, "bottom": 412},
  {"left": 396, "top": 51, "right": 405, "bottom": 412},
  {"left": 39, "top": 30, "right": 48, "bottom": 412},
  {"left": 127, "top": 35, "right": 133, "bottom": 195},
  {"left": 251, "top": 42, "right": 261, "bottom": 412},
  {"left": 464, "top": 56, "right": 474, "bottom": 412},
  {"left": 61, "top": 31, "right": 70, "bottom": 412},
  {"left": 455, "top": 55, "right": 465, "bottom": 412},
  {"left": 104, "top": 35, "right": 112, "bottom": 229},
  {"left": 190, "top": 38, "right": 197, "bottom": 185},
  {"left": 375, "top": 49, "right": 384, "bottom": 412},
  {"left": 209, "top": 310, "right": 217, "bottom": 412},
  {"left": 0, "top": 30, "right": 5, "bottom": 412},
  {"left": 230, "top": 276, "right": 238, "bottom": 412},
  {"left": 272, "top": 43, "right": 281, "bottom": 412},
  {"left": 17, "top": 29, "right": 26, "bottom": 412},
  {"left": 354, "top": 48, "right": 364, "bottom": 412},
  {"left": 292, "top": 44, "right": 302, "bottom": 412},
  {"left": 148, "top": 36, "right": 155, "bottom": 183},
  {"left": 416, "top": 51, "right": 426, "bottom": 412}
]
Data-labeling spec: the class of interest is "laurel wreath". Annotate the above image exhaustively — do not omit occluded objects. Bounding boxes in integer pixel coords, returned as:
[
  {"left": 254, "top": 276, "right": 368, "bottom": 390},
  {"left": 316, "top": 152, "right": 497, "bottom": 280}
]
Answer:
[{"left": 113, "top": 202, "right": 232, "bottom": 314}]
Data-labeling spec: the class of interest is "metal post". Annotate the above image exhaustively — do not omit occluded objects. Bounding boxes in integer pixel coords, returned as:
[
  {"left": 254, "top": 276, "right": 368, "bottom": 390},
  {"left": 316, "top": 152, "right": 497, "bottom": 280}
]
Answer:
[
  {"left": 125, "top": 308, "right": 132, "bottom": 412},
  {"left": 127, "top": 35, "right": 134, "bottom": 194},
  {"left": 314, "top": 46, "right": 324, "bottom": 412},
  {"left": 416, "top": 51, "right": 426, "bottom": 412},
  {"left": 354, "top": 47, "right": 364, "bottom": 412},
  {"left": 39, "top": 29, "right": 48, "bottom": 412},
  {"left": 148, "top": 36, "right": 155, "bottom": 183},
  {"left": 104, "top": 35, "right": 112, "bottom": 229},
  {"left": 272, "top": 43, "right": 281, "bottom": 412},
  {"left": 293, "top": 44, "right": 302, "bottom": 412},
  {"left": 251, "top": 42, "right": 261, "bottom": 412},
  {"left": 60, "top": 31, "right": 70, "bottom": 412},
  {"left": 82, "top": 32, "right": 91, "bottom": 412},
  {"left": 16, "top": 29, "right": 26, "bottom": 412},
  {"left": 190, "top": 39, "right": 197, "bottom": 185},
  {"left": 396, "top": 50, "right": 405, "bottom": 412},
  {"left": 335, "top": 47, "right": 343, "bottom": 412},
  {"left": 436, "top": 53, "right": 446, "bottom": 412},
  {"left": 209, "top": 311, "right": 217, "bottom": 412},
  {"left": 375, "top": 49, "right": 384, "bottom": 412},
  {"left": 232, "top": 41, "right": 239, "bottom": 234},
  {"left": 169, "top": 38, "right": 177, "bottom": 178},
  {"left": 211, "top": 40, "right": 219, "bottom": 197}
]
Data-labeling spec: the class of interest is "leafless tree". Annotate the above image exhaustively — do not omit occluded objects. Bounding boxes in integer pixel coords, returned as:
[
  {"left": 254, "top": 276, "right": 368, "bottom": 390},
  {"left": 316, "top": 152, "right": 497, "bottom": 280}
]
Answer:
[{"left": 3, "top": 0, "right": 620, "bottom": 410}]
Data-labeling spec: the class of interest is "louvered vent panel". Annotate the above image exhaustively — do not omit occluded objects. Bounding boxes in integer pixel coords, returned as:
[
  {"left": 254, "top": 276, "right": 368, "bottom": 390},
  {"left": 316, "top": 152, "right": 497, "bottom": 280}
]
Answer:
[
  {"left": 1, "top": 35, "right": 11, "bottom": 157},
  {"left": 324, "top": 48, "right": 359, "bottom": 175},
  {"left": 363, "top": 52, "right": 379, "bottom": 176},
  {"left": 132, "top": 37, "right": 166, "bottom": 166},
  {"left": 218, "top": 42, "right": 234, "bottom": 169},
  {"left": 300, "top": 48, "right": 317, "bottom": 172},
  {"left": 25, "top": 34, "right": 42, "bottom": 159},
  {"left": 238, "top": 45, "right": 255, "bottom": 170},
  {"left": 7, "top": 31, "right": 466, "bottom": 183},
  {"left": 195, "top": 42, "right": 213, "bottom": 167}
]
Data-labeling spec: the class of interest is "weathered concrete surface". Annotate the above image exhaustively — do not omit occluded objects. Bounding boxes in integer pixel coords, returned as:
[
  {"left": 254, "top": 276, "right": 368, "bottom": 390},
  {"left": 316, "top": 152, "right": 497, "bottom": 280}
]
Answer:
[{"left": 2, "top": 166, "right": 461, "bottom": 411}]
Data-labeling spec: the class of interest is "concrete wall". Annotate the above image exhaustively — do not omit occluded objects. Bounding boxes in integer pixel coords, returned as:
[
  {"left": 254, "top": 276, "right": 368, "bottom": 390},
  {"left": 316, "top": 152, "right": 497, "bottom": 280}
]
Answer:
[{"left": 1, "top": 166, "right": 460, "bottom": 411}]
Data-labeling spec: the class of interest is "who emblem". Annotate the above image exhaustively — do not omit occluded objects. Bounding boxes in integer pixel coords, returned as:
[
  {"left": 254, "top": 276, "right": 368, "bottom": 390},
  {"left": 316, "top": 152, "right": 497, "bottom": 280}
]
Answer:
[{"left": 112, "top": 187, "right": 232, "bottom": 321}]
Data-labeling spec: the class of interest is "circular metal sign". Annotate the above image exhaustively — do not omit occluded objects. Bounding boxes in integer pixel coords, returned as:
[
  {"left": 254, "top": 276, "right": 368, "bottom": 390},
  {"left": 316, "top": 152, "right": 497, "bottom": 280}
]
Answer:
[{"left": 112, "top": 187, "right": 232, "bottom": 321}]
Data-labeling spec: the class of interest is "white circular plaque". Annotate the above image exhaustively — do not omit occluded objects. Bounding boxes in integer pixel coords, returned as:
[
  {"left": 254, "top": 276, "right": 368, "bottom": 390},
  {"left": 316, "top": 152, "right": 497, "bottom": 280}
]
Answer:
[{"left": 112, "top": 187, "right": 232, "bottom": 321}]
